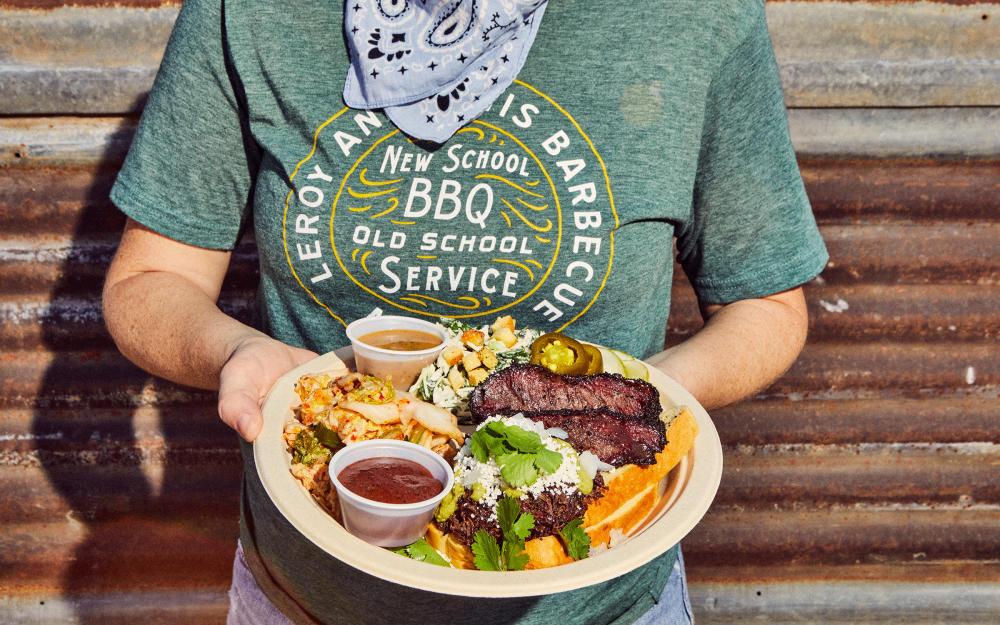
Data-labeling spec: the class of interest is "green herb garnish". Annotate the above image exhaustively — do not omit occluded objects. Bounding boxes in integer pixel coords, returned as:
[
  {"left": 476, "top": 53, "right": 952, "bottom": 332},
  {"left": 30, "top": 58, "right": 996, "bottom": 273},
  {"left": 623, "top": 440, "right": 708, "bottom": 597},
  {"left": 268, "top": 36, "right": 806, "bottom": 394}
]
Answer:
[
  {"left": 291, "top": 429, "right": 330, "bottom": 466},
  {"left": 471, "top": 530, "right": 503, "bottom": 571},
  {"left": 496, "top": 452, "right": 537, "bottom": 487},
  {"left": 311, "top": 422, "right": 344, "bottom": 451},
  {"left": 390, "top": 538, "right": 450, "bottom": 567},
  {"left": 558, "top": 518, "right": 591, "bottom": 561},
  {"left": 472, "top": 495, "right": 535, "bottom": 571},
  {"left": 439, "top": 316, "right": 475, "bottom": 336},
  {"left": 468, "top": 421, "right": 563, "bottom": 487}
]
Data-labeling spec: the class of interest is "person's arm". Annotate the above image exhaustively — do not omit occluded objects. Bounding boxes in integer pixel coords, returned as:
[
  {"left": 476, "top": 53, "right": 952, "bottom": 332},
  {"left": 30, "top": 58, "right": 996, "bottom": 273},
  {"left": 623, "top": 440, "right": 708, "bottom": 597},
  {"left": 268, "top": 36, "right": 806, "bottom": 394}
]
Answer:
[
  {"left": 102, "top": 218, "right": 316, "bottom": 441},
  {"left": 647, "top": 286, "right": 808, "bottom": 411}
]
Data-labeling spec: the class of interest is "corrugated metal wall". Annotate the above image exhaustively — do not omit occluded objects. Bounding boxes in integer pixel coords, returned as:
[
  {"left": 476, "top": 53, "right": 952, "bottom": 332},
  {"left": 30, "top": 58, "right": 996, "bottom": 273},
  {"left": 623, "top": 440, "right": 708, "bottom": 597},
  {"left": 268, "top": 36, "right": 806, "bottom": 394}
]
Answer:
[{"left": 2, "top": 1, "right": 998, "bottom": 623}]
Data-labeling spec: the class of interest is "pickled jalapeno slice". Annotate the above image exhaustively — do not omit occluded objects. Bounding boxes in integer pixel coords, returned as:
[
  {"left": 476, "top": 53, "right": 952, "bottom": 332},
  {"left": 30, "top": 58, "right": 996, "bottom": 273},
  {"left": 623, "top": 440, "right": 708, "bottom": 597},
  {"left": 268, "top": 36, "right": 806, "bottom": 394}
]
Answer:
[
  {"left": 581, "top": 343, "right": 604, "bottom": 375},
  {"left": 529, "top": 332, "right": 590, "bottom": 375}
]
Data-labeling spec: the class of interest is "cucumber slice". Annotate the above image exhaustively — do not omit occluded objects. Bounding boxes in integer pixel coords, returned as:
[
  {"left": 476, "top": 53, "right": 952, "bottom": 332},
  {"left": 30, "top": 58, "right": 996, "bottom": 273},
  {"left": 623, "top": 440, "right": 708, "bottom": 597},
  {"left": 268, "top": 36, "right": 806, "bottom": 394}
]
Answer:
[
  {"left": 622, "top": 358, "right": 649, "bottom": 381},
  {"left": 611, "top": 348, "right": 649, "bottom": 381},
  {"left": 595, "top": 345, "right": 625, "bottom": 375}
]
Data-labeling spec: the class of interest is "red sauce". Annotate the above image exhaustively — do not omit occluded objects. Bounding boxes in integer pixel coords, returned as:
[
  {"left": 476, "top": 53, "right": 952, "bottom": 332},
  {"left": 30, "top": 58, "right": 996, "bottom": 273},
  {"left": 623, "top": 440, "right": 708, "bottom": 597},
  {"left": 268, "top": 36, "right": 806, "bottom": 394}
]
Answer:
[{"left": 337, "top": 456, "right": 444, "bottom": 504}]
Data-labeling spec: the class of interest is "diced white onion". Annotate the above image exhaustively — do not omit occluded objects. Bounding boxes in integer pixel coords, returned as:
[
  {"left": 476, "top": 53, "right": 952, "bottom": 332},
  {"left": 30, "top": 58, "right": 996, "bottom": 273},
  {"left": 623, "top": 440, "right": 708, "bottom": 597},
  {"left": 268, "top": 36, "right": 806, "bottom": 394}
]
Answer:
[
  {"left": 608, "top": 528, "right": 628, "bottom": 547},
  {"left": 543, "top": 427, "right": 569, "bottom": 439},
  {"left": 578, "top": 451, "right": 613, "bottom": 479}
]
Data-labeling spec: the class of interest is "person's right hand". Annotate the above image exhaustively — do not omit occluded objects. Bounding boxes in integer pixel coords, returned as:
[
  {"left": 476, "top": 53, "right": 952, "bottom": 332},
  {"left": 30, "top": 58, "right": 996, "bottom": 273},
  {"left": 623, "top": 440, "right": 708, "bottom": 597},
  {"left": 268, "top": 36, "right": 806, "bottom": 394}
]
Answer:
[{"left": 217, "top": 334, "right": 318, "bottom": 442}]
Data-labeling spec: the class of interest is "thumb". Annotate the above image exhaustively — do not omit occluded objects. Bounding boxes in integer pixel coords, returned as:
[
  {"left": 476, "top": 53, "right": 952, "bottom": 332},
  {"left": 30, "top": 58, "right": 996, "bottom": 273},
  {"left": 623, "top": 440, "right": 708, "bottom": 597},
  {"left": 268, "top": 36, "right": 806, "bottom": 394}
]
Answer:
[{"left": 218, "top": 373, "right": 264, "bottom": 442}]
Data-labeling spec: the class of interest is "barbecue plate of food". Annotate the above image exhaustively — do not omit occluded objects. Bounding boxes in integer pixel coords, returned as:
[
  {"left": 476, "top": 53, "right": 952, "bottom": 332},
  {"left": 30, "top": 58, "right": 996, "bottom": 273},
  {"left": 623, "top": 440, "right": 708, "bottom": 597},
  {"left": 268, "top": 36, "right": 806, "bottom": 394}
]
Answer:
[{"left": 255, "top": 332, "right": 722, "bottom": 597}]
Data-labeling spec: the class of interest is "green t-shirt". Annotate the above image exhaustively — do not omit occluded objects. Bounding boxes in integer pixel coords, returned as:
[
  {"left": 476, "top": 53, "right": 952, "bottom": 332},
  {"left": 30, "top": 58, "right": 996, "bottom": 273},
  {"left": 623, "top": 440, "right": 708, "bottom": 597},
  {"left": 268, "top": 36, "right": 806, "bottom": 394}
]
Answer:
[{"left": 111, "top": 1, "right": 827, "bottom": 623}]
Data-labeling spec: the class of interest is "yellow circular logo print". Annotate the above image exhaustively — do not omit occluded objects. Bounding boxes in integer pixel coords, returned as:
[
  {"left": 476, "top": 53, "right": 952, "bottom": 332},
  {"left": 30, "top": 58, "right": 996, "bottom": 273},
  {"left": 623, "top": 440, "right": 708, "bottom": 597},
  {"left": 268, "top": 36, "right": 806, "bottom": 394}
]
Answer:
[{"left": 284, "top": 81, "right": 616, "bottom": 329}]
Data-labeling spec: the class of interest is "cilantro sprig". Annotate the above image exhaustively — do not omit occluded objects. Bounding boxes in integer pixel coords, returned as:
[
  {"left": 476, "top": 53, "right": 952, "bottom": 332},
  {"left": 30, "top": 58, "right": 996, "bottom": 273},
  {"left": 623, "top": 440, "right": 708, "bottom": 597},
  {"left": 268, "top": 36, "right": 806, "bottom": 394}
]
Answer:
[
  {"left": 558, "top": 518, "right": 591, "bottom": 561},
  {"left": 469, "top": 421, "right": 563, "bottom": 487},
  {"left": 390, "top": 538, "right": 450, "bottom": 567},
  {"left": 472, "top": 495, "right": 535, "bottom": 571}
]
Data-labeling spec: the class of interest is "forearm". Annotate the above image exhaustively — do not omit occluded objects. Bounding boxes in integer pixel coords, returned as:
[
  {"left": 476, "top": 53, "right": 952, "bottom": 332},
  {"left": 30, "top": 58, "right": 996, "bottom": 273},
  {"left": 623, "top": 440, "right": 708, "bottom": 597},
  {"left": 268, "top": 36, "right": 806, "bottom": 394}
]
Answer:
[
  {"left": 103, "top": 269, "right": 262, "bottom": 391},
  {"left": 647, "top": 288, "right": 808, "bottom": 410}
]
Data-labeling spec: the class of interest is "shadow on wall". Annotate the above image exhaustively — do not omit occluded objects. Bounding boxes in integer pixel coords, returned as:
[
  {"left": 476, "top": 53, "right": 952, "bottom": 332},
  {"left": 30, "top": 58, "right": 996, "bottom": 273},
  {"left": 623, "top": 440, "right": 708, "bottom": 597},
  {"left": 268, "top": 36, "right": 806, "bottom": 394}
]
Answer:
[{"left": 28, "top": 110, "right": 244, "bottom": 622}]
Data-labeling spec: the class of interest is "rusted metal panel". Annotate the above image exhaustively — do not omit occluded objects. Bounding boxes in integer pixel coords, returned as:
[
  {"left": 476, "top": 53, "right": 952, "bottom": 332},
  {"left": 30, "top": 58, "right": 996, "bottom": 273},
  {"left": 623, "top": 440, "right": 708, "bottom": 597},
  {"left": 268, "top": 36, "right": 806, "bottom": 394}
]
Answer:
[
  {"left": 800, "top": 157, "right": 1000, "bottom": 222},
  {"left": 6, "top": 596, "right": 227, "bottom": 625},
  {"left": 691, "top": 580, "right": 1000, "bottom": 625},
  {"left": 818, "top": 223, "right": 1000, "bottom": 284},
  {"left": 0, "top": 7, "right": 177, "bottom": 114},
  {"left": 0, "top": 165, "right": 125, "bottom": 237},
  {"left": 714, "top": 442, "right": 1000, "bottom": 504},
  {"left": 709, "top": 396, "right": 1000, "bottom": 445},
  {"left": 0, "top": 117, "right": 136, "bottom": 166},
  {"left": 1, "top": 1, "right": 177, "bottom": 8},
  {"left": 2, "top": 2, "right": 1000, "bottom": 623},
  {"left": 768, "top": 1, "right": 1000, "bottom": 107},
  {"left": 3, "top": 593, "right": 227, "bottom": 625},
  {"left": 3, "top": 2, "right": 1000, "bottom": 114},
  {"left": 2, "top": 512, "right": 238, "bottom": 591},
  {"left": 685, "top": 507, "right": 1000, "bottom": 566},
  {"left": 670, "top": 274, "right": 1000, "bottom": 341},
  {"left": 765, "top": 341, "right": 999, "bottom": 396},
  {"left": 788, "top": 107, "right": 1000, "bottom": 158}
]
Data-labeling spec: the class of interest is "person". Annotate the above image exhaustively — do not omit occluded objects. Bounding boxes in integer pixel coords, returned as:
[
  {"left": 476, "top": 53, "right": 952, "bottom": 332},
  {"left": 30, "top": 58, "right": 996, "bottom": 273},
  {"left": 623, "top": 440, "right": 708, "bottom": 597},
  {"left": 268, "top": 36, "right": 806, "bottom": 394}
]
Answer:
[{"left": 102, "top": 1, "right": 828, "bottom": 623}]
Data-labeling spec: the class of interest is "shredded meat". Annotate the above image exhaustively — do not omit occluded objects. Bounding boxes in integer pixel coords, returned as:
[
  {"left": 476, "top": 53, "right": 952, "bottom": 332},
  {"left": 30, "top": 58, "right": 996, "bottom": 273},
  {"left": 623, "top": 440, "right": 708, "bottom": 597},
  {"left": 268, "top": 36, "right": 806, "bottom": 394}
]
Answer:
[{"left": 436, "top": 474, "right": 607, "bottom": 546}]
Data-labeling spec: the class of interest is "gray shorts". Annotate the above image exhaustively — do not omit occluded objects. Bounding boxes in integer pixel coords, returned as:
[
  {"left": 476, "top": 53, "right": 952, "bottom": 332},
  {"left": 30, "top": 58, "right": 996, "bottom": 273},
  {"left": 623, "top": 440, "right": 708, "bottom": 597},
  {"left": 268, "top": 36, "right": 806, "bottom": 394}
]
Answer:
[{"left": 227, "top": 541, "right": 694, "bottom": 625}]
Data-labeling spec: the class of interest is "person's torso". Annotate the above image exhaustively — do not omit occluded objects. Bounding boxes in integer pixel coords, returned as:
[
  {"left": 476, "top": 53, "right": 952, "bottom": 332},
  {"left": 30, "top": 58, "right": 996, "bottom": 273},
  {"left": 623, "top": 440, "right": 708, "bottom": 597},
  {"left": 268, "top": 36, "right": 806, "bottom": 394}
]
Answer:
[{"left": 222, "top": 0, "right": 725, "bottom": 358}]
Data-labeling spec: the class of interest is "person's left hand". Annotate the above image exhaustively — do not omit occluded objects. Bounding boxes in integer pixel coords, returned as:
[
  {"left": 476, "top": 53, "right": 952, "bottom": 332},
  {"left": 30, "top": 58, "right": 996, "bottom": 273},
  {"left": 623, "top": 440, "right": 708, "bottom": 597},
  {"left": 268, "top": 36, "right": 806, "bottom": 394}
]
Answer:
[{"left": 217, "top": 334, "right": 318, "bottom": 441}]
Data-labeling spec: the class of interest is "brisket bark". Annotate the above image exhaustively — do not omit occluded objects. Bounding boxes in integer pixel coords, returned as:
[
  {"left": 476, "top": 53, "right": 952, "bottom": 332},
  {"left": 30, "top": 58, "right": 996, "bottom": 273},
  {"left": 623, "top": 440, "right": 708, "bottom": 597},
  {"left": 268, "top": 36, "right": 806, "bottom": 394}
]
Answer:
[{"left": 469, "top": 364, "right": 666, "bottom": 467}]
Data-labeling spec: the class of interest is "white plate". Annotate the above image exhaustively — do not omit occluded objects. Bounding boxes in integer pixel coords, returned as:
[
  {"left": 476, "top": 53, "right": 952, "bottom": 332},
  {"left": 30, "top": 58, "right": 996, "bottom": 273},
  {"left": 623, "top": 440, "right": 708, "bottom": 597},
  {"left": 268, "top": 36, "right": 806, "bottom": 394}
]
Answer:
[{"left": 254, "top": 346, "right": 723, "bottom": 597}]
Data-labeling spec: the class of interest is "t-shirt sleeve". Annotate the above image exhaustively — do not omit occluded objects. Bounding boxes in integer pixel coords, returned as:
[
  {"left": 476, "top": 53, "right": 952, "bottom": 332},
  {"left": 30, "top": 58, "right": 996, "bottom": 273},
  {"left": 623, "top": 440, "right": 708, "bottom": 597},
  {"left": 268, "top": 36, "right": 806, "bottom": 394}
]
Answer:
[
  {"left": 675, "top": 5, "right": 828, "bottom": 304},
  {"left": 110, "top": 0, "right": 257, "bottom": 250}
]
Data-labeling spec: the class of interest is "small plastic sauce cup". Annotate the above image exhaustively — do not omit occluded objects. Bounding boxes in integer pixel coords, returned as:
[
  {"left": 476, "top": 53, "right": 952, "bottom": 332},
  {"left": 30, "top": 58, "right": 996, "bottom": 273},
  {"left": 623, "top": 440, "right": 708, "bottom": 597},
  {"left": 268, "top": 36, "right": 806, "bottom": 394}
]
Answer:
[
  {"left": 345, "top": 315, "right": 447, "bottom": 390},
  {"left": 328, "top": 439, "right": 454, "bottom": 547}
]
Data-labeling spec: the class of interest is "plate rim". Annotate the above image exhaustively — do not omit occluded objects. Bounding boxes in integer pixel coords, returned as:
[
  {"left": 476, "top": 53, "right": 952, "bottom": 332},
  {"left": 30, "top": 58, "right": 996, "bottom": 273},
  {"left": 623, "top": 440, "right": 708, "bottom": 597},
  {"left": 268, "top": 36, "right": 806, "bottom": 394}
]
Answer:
[{"left": 254, "top": 346, "right": 723, "bottom": 597}]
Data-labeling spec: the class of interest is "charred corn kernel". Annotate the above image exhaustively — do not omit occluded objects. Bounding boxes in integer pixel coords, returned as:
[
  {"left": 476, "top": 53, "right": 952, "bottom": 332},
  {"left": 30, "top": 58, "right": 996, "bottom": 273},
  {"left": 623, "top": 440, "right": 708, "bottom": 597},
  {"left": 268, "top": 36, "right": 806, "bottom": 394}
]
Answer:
[
  {"left": 493, "top": 326, "right": 517, "bottom": 348},
  {"left": 441, "top": 345, "right": 464, "bottom": 366},
  {"left": 462, "top": 350, "right": 482, "bottom": 372},
  {"left": 447, "top": 367, "right": 466, "bottom": 392},
  {"left": 467, "top": 367, "right": 489, "bottom": 386},
  {"left": 479, "top": 347, "right": 498, "bottom": 370},
  {"left": 461, "top": 329, "right": 485, "bottom": 347}
]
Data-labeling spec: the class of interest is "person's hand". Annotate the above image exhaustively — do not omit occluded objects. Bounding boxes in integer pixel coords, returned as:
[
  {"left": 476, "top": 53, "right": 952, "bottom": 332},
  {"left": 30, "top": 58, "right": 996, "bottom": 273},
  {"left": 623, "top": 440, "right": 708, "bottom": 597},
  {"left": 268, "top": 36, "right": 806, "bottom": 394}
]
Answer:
[{"left": 217, "top": 334, "right": 318, "bottom": 441}]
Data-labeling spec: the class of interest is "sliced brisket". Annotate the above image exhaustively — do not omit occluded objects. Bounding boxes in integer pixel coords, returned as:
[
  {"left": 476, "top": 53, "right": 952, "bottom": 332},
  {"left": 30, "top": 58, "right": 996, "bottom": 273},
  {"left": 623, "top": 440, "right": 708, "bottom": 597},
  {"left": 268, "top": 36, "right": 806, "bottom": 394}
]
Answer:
[
  {"left": 528, "top": 411, "right": 666, "bottom": 467},
  {"left": 469, "top": 364, "right": 666, "bottom": 467},
  {"left": 469, "top": 364, "right": 661, "bottom": 421}
]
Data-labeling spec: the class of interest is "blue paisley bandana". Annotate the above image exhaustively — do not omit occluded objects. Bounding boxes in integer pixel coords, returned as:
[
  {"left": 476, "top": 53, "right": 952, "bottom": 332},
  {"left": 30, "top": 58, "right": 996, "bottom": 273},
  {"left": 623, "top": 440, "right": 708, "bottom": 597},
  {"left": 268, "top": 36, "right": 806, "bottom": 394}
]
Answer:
[{"left": 344, "top": 0, "right": 548, "bottom": 143}]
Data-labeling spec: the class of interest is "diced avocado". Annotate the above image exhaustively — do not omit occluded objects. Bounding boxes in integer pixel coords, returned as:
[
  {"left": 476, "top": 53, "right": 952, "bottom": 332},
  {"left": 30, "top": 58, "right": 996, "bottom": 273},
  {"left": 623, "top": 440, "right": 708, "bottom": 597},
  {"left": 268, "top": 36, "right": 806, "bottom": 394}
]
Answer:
[
  {"left": 470, "top": 482, "right": 488, "bottom": 502},
  {"left": 503, "top": 487, "right": 525, "bottom": 499},
  {"left": 577, "top": 466, "right": 593, "bottom": 495},
  {"left": 435, "top": 482, "right": 465, "bottom": 523}
]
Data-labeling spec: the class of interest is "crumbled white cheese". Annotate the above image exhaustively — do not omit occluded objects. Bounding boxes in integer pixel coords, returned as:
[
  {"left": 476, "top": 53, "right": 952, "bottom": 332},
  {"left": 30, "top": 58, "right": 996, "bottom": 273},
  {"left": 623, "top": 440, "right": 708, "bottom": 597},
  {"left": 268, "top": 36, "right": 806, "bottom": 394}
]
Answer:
[{"left": 452, "top": 415, "right": 584, "bottom": 521}]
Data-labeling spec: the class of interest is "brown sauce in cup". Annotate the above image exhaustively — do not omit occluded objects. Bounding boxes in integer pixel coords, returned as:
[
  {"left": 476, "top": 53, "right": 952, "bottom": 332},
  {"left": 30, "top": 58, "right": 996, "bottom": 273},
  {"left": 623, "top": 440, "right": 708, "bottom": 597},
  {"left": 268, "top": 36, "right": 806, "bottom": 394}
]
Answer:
[
  {"left": 338, "top": 456, "right": 444, "bottom": 504},
  {"left": 359, "top": 329, "right": 442, "bottom": 352}
]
